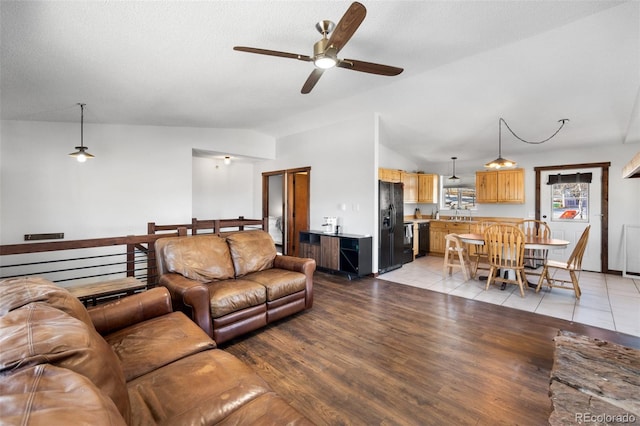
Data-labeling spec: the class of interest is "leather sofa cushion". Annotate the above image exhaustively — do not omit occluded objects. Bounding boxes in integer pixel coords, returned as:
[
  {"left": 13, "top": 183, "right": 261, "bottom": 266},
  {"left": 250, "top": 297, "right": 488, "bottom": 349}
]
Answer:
[
  {"left": 127, "top": 349, "right": 275, "bottom": 425},
  {"left": 245, "top": 269, "right": 307, "bottom": 301},
  {"left": 0, "top": 303, "right": 130, "bottom": 422},
  {"left": 0, "top": 364, "right": 126, "bottom": 426},
  {"left": 226, "top": 230, "right": 277, "bottom": 277},
  {"left": 209, "top": 279, "right": 266, "bottom": 318},
  {"left": 0, "top": 276, "right": 93, "bottom": 327},
  {"left": 218, "top": 392, "right": 314, "bottom": 425},
  {"left": 104, "top": 311, "right": 215, "bottom": 382},
  {"left": 162, "top": 235, "right": 235, "bottom": 282}
]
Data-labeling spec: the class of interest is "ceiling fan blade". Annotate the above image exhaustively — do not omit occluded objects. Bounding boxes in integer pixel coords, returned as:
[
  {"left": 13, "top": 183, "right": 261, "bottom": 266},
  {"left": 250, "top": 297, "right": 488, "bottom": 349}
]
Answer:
[
  {"left": 301, "top": 69, "right": 325, "bottom": 94},
  {"left": 328, "top": 2, "right": 366, "bottom": 53},
  {"left": 337, "top": 59, "right": 403, "bottom": 76},
  {"left": 234, "top": 46, "right": 312, "bottom": 62}
]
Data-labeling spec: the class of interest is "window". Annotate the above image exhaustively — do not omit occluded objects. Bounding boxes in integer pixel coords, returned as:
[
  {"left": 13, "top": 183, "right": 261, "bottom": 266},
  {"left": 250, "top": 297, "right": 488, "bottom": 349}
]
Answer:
[
  {"left": 550, "top": 182, "right": 589, "bottom": 222},
  {"left": 441, "top": 186, "right": 476, "bottom": 210},
  {"left": 547, "top": 173, "right": 591, "bottom": 222}
]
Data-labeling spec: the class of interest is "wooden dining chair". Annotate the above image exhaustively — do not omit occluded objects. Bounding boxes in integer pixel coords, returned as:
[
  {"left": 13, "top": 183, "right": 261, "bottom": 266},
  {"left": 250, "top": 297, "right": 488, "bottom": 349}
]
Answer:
[
  {"left": 535, "top": 225, "right": 590, "bottom": 299},
  {"left": 484, "top": 224, "right": 527, "bottom": 297},
  {"left": 443, "top": 233, "right": 471, "bottom": 281},
  {"left": 470, "top": 220, "right": 498, "bottom": 279},
  {"left": 517, "top": 219, "right": 551, "bottom": 278}
]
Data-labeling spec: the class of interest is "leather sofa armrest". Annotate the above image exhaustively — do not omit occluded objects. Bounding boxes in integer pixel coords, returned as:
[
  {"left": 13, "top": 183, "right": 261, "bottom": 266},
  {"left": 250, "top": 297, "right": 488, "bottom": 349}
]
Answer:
[
  {"left": 274, "top": 255, "right": 316, "bottom": 275},
  {"left": 274, "top": 255, "right": 316, "bottom": 309},
  {"left": 159, "top": 273, "right": 213, "bottom": 337},
  {"left": 89, "top": 286, "right": 172, "bottom": 335}
]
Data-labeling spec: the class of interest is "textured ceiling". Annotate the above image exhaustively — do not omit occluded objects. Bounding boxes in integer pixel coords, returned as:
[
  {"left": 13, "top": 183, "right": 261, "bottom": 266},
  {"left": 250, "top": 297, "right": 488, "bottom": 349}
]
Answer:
[{"left": 1, "top": 1, "right": 638, "bottom": 169}]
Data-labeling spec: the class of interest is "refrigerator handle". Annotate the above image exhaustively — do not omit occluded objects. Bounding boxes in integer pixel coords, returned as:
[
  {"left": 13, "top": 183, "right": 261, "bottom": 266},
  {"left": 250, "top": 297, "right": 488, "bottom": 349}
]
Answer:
[{"left": 389, "top": 204, "right": 394, "bottom": 228}]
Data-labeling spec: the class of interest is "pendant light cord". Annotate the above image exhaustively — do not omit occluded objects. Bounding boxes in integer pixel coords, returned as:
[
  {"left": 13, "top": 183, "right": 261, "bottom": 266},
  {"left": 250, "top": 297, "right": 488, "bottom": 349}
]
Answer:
[
  {"left": 79, "top": 103, "right": 85, "bottom": 147},
  {"left": 500, "top": 117, "right": 569, "bottom": 145}
]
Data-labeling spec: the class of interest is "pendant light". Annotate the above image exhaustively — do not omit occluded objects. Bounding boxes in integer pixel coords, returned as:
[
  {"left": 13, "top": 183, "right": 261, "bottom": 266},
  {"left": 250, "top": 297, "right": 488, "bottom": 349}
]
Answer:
[
  {"left": 69, "top": 103, "right": 94, "bottom": 162},
  {"left": 448, "top": 156, "right": 460, "bottom": 182},
  {"left": 485, "top": 117, "right": 569, "bottom": 169},
  {"left": 485, "top": 118, "right": 515, "bottom": 169},
  {"left": 223, "top": 156, "right": 231, "bottom": 165}
]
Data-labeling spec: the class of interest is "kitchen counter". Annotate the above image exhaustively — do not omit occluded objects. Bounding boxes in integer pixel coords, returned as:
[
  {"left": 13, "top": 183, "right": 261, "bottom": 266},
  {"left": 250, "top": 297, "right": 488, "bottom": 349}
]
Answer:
[{"left": 404, "top": 216, "right": 524, "bottom": 225}]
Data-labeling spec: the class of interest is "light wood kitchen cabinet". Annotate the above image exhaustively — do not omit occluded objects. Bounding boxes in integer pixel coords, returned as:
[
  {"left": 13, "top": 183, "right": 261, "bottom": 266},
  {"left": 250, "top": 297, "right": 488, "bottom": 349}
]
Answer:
[
  {"left": 476, "top": 168, "right": 524, "bottom": 204},
  {"left": 379, "top": 168, "right": 402, "bottom": 183},
  {"left": 429, "top": 220, "right": 471, "bottom": 255},
  {"left": 401, "top": 172, "right": 418, "bottom": 203},
  {"left": 417, "top": 174, "right": 438, "bottom": 203},
  {"left": 476, "top": 171, "right": 498, "bottom": 203}
]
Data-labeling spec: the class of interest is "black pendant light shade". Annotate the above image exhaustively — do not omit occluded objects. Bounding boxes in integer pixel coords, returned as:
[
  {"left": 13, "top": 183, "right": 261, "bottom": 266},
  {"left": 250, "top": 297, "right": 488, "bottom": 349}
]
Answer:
[{"left": 448, "top": 156, "right": 460, "bottom": 182}]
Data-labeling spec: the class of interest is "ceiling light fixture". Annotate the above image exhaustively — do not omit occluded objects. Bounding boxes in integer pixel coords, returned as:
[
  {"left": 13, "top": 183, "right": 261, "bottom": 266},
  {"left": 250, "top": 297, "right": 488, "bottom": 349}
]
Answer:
[
  {"left": 223, "top": 156, "right": 231, "bottom": 165},
  {"left": 313, "top": 20, "right": 337, "bottom": 69},
  {"left": 448, "top": 156, "right": 460, "bottom": 182},
  {"left": 68, "top": 103, "right": 94, "bottom": 162},
  {"left": 485, "top": 117, "right": 569, "bottom": 169}
]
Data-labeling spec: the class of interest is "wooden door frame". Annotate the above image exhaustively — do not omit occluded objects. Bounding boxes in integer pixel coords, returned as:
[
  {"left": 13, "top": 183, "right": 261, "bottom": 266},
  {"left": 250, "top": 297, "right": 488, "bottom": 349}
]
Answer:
[
  {"left": 534, "top": 162, "right": 610, "bottom": 273},
  {"left": 262, "top": 167, "right": 311, "bottom": 256}
]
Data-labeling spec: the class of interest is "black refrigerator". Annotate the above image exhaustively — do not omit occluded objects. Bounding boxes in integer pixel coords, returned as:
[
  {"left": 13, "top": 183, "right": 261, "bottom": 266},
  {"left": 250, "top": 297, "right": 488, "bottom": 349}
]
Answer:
[{"left": 379, "top": 181, "right": 405, "bottom": 274}]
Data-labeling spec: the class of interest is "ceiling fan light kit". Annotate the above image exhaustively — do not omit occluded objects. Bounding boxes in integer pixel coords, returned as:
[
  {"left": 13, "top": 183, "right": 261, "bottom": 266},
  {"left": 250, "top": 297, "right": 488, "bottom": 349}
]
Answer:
[{"left": 233, "top": 2, "right": 403, "bottom": 93}]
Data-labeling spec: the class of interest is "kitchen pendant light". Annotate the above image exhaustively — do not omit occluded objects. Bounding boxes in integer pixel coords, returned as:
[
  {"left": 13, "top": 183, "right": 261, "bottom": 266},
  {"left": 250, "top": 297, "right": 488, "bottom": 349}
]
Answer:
[
  {"left": 485, "top": 118, "right": 516, "bottom": 169},
  {"left": 448, "top": 156, "right": 460, "bottom": 182},
  {"left": 68, "top": 103, "right": 94, "bottom": 162},
  {"left": 485, "top": 117, "right": 568, "bottom": 169}
]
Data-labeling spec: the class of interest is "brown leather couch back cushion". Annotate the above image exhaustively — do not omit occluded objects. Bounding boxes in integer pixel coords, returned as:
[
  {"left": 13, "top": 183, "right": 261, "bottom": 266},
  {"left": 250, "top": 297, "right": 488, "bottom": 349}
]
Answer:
[
  {"left": 226, "top": 230, "right": 277, "bottom": 277},
  {"left": 162, "top": 235, "right": 235, "bottom": 282},
  {"left": 0, "top": 276, "right": 94, "bottom": 327},
  {"left": 0, "top": 364, "right": 127, "bottom": 426},
  {"left": 0, "top": 303, "right": 131, "bottom": 422}
]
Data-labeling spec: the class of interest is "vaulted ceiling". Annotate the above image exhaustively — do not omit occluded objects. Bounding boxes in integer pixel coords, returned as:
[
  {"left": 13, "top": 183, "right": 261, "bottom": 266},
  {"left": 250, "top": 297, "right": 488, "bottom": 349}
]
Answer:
[{"left": 1, "top": 1, "right": 638, "bottom": 170}]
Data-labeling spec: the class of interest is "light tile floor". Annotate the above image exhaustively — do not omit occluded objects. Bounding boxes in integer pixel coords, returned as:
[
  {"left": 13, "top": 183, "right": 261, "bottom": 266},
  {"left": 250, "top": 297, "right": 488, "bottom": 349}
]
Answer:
[{"left": 378, "top": 255, "right": 640, "bottom": 337}]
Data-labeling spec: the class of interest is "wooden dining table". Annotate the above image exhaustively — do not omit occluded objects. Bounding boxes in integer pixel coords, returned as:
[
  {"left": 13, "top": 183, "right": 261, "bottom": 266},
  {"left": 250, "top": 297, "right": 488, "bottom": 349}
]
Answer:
[
  {"left": 456, "top": 233, "right": 570, "bottom": 287},
  {"left": 457, "top": 233, "right": 570, "bottom": 250}
]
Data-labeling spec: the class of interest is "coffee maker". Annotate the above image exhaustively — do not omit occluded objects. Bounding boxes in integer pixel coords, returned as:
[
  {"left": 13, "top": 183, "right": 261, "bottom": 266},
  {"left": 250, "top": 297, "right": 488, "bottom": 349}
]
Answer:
[{"left": 322, "top": 216, "right": 338, "bottom": 234}]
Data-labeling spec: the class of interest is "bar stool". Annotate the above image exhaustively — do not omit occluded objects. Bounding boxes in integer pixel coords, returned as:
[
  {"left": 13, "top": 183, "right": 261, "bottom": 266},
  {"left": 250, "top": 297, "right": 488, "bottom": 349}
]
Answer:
[{"left": 443, "top": 233, "right": 471, "bottom": 281}]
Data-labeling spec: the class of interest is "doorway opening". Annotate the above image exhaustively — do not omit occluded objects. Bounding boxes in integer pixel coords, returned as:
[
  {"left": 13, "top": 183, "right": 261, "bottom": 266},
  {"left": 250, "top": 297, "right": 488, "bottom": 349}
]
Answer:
[
  {"left": 262, "top": 167, "right": 311, "bottom": 256},
  {"left": 535, "top": 162, "right": 610, "bottom": 273}
]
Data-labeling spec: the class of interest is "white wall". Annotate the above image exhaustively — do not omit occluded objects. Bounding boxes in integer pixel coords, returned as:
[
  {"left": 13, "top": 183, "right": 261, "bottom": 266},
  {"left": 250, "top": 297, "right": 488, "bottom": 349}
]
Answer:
[
  {"left": 255, "top": 113, "right": 377, "bottom": 236},
  {"left": 253, "top": 113, "right": 379, "bottom": 269},
  {"left": 0, "top": 120, "right": 274, "bottom": 243},
  {"left": 192, "top": 155, "right": 255, "bottom": 218}
]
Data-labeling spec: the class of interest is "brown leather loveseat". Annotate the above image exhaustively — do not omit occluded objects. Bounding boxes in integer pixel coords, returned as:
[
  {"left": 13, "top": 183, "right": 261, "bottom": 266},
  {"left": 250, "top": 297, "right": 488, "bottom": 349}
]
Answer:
[
  {"left": 0, "top": 276, "right": 312, "bottom": 425},
  {"left": 156, "top": 230, "right": 315, "bottom": 343}
]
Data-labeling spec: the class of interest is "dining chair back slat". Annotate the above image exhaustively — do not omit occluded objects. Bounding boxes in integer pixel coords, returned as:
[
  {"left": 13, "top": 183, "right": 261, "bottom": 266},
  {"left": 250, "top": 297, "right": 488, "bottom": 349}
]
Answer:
[
  {"left": 470, "top": 220, "right": 498, "bottom": 279},
  {"left": 517, "top": 219, "right": 551, "bottom": 271},
  {"left": 484, "top": 224, "right": 528, "bottom": 297}
]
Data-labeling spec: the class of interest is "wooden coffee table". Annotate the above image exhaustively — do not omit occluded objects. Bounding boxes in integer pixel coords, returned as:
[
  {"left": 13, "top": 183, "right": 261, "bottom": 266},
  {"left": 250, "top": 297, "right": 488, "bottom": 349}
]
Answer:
[{"left": 66, "top": 277, "right": 146, "bottom": 306}]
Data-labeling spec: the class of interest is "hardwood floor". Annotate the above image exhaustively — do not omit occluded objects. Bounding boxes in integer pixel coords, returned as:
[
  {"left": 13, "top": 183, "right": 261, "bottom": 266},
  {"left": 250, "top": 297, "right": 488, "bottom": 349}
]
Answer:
[{"left": 221, "top": 272, "right": 640, "bottom": 425}]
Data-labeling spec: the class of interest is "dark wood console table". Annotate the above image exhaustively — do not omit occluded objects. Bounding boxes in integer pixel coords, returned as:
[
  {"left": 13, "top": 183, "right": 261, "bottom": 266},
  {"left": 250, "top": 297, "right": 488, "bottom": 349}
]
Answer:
[{"left": 299, "top": 231, "right": 372, "bottom": 279}]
